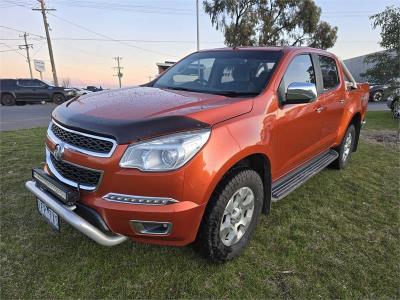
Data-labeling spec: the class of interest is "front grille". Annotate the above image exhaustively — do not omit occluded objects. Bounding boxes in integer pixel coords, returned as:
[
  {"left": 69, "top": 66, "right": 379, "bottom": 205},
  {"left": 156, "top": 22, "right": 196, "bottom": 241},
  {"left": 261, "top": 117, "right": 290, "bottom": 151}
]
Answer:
[
  {"left": 51, "top": 123, "right": 114, "bottom": 154},
  {"left": 49, "top": 153, "right": 101, "bottom": 187}
]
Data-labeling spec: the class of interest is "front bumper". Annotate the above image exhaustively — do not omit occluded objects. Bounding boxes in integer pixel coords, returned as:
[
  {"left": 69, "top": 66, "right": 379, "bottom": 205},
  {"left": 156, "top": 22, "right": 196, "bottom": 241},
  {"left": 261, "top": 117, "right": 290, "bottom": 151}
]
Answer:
[
  {"left": 26, "top": 172, "right": 206, "bottom": 246},
  {"left": 26, "top": 180, "right": 128, "bottom": 246}
]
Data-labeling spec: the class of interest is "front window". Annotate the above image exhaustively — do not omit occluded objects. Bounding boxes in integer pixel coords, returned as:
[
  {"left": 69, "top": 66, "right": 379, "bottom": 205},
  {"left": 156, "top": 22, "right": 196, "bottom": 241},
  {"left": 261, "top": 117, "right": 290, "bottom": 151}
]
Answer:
[{"left": 153, "top": 50, "right": 282, "bottom": 97}]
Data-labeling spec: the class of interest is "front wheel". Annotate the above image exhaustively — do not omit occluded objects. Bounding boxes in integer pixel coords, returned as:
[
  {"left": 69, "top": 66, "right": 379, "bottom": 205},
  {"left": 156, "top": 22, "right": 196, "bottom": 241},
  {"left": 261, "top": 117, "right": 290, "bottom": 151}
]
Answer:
[
  {"left": 332, "top": 124, "right": 356, "bottom": 169},
  {"left": 52, "top": 93, "right": 66, "bottom": 105},
  {"left": 196, "top": 169, "right": 263, "bottom": 262}
]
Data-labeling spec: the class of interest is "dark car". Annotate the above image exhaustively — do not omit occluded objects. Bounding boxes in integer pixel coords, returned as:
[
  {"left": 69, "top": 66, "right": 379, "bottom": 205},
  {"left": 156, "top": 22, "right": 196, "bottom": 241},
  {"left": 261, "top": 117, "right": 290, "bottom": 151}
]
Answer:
[
  {"left": 368, "top": 83, "right": 386, "bottom": 102},
  {"left": 86, "top": 85, "right": 103, "bottom": 92},
  {"left": 0, "top": 78, "right": 76, "bottom": 106}
]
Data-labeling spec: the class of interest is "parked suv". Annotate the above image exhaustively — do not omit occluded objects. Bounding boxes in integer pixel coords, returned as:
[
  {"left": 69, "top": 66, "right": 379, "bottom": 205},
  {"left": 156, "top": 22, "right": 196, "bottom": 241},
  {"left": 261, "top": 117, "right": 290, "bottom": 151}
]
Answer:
[
  {"left": 26, "top": 47, "right": 369, "bottom": 262},
  {"left": 0, "top": 78, "right": 76, "bottom": 106}
]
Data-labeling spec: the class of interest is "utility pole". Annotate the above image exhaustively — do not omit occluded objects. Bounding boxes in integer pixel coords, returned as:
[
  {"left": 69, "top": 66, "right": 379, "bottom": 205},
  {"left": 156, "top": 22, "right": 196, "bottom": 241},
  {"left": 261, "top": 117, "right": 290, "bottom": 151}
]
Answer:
[
  {"left": 113, "top": 57, "right": 123, "bottom": 88},
  {"left": 196, "top": 0, "right": 200, "bottom": 51},
  {"left": 33, "top": 0, "right": 59, "bottom": 86},
  {"left": 19, "top": 32, "right": 33, "bottom": 78}
]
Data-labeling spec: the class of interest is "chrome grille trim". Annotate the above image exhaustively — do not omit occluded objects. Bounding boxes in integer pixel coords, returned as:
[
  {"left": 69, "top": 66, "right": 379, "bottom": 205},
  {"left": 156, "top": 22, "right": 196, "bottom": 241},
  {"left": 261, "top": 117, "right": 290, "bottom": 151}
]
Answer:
[
  {"left": 48, "top": 120, "right": 117, "bottom": 158},
  {"left": 45, "top": 148, "right": 103, "bottom": 191}
]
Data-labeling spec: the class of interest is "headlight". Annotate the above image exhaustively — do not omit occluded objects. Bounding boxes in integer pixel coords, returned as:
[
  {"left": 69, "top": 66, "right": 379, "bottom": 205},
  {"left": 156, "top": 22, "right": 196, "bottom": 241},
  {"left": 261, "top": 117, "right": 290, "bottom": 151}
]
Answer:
[
  {"left": 119, "top": 130, "right": 211, "bottom": 171},
  {"left": 66, "top": 90, "right": 74, "bottom": 95}
]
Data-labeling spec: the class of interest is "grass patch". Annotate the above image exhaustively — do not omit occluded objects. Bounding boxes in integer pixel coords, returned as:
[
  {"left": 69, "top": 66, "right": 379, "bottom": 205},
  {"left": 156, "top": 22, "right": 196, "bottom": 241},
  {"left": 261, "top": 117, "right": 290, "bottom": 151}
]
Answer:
[
  {"left": 364, "top": 111, "right": 399, "bottom": 131},
  {"left": 1, "top": 113, "right": 399, "bottom": 298}
]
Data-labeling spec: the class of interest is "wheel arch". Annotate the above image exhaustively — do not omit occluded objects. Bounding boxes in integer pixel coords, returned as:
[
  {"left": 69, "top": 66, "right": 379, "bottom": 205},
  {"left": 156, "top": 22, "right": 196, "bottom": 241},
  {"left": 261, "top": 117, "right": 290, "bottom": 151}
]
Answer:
[
  {"left": 349, "top": 112, "right": 362, "bottom": 152},
  {"left": 209, "top": 152, "right": 272, "bottom": 216}
]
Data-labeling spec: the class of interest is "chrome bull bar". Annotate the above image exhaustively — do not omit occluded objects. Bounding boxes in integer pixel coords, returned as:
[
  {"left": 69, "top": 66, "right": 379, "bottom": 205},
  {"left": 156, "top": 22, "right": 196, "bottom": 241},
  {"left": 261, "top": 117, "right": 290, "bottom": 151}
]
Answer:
[{"left": 25, "top": 180, "right": 128, "bottom": 246}]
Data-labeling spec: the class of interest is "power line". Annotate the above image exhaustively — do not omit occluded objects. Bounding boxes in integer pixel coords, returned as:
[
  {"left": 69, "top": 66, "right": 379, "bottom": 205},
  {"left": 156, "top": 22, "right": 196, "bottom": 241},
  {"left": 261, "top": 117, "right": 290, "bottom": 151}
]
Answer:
[
  {"left": 48, "top": 12, "right": 179, "bottom": 57},
  {"left": 31, "top": 41, "right": 47, "bottom": 57},
  {"left": 0, "top": 25, "right": 45, "bottom": 39},
  {"left": 0, "top": 48, "right": 21, "bottom": 52},
  {"left": 0, "top": 42, "right": 26, "bottom": 58},
  {"left": 48, "top": 0, "right": 194, "bottom": 15},
  {"left": 0, "top": 37, "right": 222, "bottom": 44}
]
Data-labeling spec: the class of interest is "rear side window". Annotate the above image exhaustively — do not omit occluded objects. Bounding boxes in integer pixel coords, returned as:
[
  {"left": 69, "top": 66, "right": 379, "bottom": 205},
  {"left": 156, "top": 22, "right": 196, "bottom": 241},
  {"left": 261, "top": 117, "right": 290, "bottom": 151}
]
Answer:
[
  {"left": 318, "top": 55, "right": 340, "bottom": 90},
  {"left": 17, "top": 80, "right": 34, "bottom": 87},
  {"left": 282, "top": 54, "right": 316, "bottom": 91}
]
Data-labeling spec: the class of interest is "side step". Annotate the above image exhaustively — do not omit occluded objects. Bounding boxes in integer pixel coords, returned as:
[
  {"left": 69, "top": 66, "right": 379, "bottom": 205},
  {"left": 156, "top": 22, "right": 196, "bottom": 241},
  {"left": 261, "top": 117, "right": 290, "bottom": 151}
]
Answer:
[{"left": 271, "top": 149, "right": 339, "bottom": 201}]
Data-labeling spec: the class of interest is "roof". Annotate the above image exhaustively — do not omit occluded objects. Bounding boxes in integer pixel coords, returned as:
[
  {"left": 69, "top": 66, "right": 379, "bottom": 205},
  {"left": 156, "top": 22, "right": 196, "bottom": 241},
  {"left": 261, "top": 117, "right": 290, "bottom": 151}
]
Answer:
[
  {"left": 156, "top": 61, "right": 175, "bottom": 67},
  {"left": 197, "top": 46, "right": 334, "bottom": 56}
]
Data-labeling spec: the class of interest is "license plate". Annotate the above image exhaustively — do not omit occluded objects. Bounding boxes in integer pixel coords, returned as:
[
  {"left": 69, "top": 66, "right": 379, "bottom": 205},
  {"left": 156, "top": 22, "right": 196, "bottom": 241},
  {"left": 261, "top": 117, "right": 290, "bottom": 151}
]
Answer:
[{"left": 37, "top": 198, "right": 60, "bottom": 232}]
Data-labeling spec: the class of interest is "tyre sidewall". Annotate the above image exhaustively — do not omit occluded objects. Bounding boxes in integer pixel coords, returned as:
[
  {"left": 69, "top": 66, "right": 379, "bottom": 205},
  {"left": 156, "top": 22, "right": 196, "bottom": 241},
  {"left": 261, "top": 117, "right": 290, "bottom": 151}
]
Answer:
[
  {"left": 203, "top": 170, "right": 264, "bottom": 261},
  {"left": 53, "top": 93, "right": 66, "bottom": 105},
  {"left": 339, "top": 125, "right": 355, "bottom": 169},
  {"left": 1, "top": 94, "right": 16, "bottom": 106}
]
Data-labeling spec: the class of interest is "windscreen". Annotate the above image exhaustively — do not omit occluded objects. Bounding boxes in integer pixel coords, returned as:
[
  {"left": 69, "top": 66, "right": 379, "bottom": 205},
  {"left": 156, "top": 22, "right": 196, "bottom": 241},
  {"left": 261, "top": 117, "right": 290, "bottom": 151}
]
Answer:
[{"left": 153, "top": 50, "right": 282, "bottom": 97}]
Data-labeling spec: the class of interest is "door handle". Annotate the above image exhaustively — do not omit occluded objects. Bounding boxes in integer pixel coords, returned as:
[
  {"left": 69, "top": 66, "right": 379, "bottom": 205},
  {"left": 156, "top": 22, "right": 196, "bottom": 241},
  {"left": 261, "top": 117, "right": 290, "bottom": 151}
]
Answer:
[
  {"left": 339, "top": 99, "right": 345, "bottom": 104},
  {"left": 316, "top": 106, "right": 324, "bottom": 113}
]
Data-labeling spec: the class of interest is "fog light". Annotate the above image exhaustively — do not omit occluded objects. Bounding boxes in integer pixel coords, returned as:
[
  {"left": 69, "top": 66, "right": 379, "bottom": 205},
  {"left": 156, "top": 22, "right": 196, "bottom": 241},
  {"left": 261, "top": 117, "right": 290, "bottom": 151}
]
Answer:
[
  {"left": 103, "top": 193, "right": 178, "bottom": 205},
  {"left": 130, "top": 220, "right": 172, "bottom": 235}
]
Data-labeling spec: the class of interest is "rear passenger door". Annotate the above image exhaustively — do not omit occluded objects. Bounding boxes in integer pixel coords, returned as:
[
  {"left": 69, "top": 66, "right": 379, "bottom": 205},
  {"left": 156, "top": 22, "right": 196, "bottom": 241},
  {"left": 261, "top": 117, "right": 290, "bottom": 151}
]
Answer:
[
  {"left": 15, "top": 79, "right": 41, "bottom": 101},
  {"left": 315, "top": 55, "right": 345, "bottom": 147},
  {"left": 15, "top": 80, "right": 37, "bottom": 100}
]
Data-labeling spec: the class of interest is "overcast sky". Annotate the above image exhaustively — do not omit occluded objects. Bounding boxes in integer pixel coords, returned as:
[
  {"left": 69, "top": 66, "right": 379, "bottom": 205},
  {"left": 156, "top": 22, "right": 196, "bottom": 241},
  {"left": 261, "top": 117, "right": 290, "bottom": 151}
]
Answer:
[{"left": 0, "top": 0, "right": 398, "bottom": 88}]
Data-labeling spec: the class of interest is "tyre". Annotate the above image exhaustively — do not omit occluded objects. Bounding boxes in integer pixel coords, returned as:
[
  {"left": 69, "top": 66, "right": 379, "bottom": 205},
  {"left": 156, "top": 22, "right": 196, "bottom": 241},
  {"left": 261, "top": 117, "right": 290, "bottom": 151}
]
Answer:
[
  {"left": 196, "top": 169, "right": 264, "bottom": 262},
  {"left": 53, "top": 93, "right": 66, "bottom": 105},
  {"left": 332, "top": 124, "right": 356, "bottom": 169},
  {"left": 1, "top": 94, "right": 16, "bottom": 106},
  {"left": 370, "top": 90, "right": 383, "bottom": 102}
]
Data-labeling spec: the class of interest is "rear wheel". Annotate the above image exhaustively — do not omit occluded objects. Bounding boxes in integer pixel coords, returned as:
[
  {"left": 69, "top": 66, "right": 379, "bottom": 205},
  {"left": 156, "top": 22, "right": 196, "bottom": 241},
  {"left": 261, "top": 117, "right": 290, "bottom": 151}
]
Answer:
[
  {"left": 332, "top": 124, "right": 356, "bottom": 169},
  {"left": 371, "top": 90, "right": 383, "bottom": 102},
  {"left": 1, "top": 94, "right": 16, "bottom": 106},
  {"left": 196, "top": 169, "right": 263, "bottom": 262},
  {"left": 53, "top": 93, "right": 66, "bottom": 105}
]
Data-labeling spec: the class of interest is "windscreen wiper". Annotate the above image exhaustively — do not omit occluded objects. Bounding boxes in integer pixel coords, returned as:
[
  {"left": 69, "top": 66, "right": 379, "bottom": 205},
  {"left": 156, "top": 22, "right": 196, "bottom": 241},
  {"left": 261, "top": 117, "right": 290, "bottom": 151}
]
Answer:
[
  {"left": 212, "top": 91, "right": 259, "bottom": 97},
  {"left": 164, "top": 86, "right": 193, "bottom": 92}
]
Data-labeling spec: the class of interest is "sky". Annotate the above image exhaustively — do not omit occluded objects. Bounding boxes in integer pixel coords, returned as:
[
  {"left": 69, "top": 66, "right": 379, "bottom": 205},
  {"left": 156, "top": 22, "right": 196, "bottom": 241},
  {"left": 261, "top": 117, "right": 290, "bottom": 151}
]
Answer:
[{"left": 0, "top": 0, "right": 398, "bottom": 88}]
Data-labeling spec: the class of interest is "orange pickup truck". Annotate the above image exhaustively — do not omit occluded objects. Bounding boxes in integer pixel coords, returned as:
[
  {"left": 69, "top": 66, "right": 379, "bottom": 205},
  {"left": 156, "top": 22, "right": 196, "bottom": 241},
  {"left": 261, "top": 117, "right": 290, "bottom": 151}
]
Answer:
[{"left": 26, "top": 47, "right": 369, "bottom": 262}]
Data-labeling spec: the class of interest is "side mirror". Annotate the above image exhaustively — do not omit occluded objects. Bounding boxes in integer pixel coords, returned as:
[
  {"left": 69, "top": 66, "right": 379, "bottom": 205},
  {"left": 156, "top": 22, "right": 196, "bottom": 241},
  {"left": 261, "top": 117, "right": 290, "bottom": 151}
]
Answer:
[{"left": 285, "top": 82, "right": 317, "bottom": 104}]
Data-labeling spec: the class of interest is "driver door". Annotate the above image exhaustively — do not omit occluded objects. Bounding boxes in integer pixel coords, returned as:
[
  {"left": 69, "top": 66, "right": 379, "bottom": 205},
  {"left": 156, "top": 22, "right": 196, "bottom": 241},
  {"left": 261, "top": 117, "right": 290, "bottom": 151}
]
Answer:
[{"left": 274, "top": 54, "right": 326, "bottom": 178}]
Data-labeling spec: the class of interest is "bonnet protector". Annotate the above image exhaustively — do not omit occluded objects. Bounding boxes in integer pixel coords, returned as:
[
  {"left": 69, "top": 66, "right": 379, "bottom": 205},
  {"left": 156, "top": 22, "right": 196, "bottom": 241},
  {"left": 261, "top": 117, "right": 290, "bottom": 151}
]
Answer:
[{"left": 52, "top": 109, "right": 210, "bottom": 144}]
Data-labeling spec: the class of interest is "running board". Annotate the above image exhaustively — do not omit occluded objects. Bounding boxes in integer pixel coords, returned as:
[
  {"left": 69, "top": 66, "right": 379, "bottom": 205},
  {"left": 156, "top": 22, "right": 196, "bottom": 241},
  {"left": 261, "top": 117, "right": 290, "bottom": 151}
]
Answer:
[{"left": 271, "top": 149, "right": 339, "bottom": 201}]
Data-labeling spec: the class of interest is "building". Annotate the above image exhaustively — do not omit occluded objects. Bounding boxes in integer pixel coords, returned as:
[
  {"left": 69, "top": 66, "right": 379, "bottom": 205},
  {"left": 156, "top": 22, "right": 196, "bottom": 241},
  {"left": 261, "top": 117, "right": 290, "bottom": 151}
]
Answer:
[{"left": 156, "top": 61, "right": 176, "bottom": 74}]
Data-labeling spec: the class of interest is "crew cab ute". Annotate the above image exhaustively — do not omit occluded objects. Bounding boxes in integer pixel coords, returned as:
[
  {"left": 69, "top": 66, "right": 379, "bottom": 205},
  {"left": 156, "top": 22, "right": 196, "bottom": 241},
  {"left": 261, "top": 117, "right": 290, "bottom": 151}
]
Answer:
[{"left": 26, "top": 47, "right": 369, "bottom": 262}]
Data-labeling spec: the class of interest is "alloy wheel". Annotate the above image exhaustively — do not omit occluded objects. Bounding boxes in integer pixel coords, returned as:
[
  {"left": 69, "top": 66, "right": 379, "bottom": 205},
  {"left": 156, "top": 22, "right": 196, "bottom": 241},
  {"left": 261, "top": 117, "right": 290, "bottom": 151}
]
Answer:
[
  {"left": 342, "top": 132, "right": 353, "bottom": 162},
  {"left": 372, "top": 91, "right": 383, "bottom": 102},
  {"left": 219, "top": 187, "right": 255, "bottom": 246}
]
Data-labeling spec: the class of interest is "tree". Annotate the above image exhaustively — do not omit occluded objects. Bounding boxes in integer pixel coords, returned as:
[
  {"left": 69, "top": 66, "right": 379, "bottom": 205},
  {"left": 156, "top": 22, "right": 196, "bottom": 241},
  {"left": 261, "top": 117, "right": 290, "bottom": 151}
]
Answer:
[
  {"left": 203, "top": 0, "right": 338, "bottom": 49},
  {"left": 61, "top": 77, "right": 71, "bottom": 88},
  {"left": 362, "top": 6, "right": 400, "bottom": 87}
]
